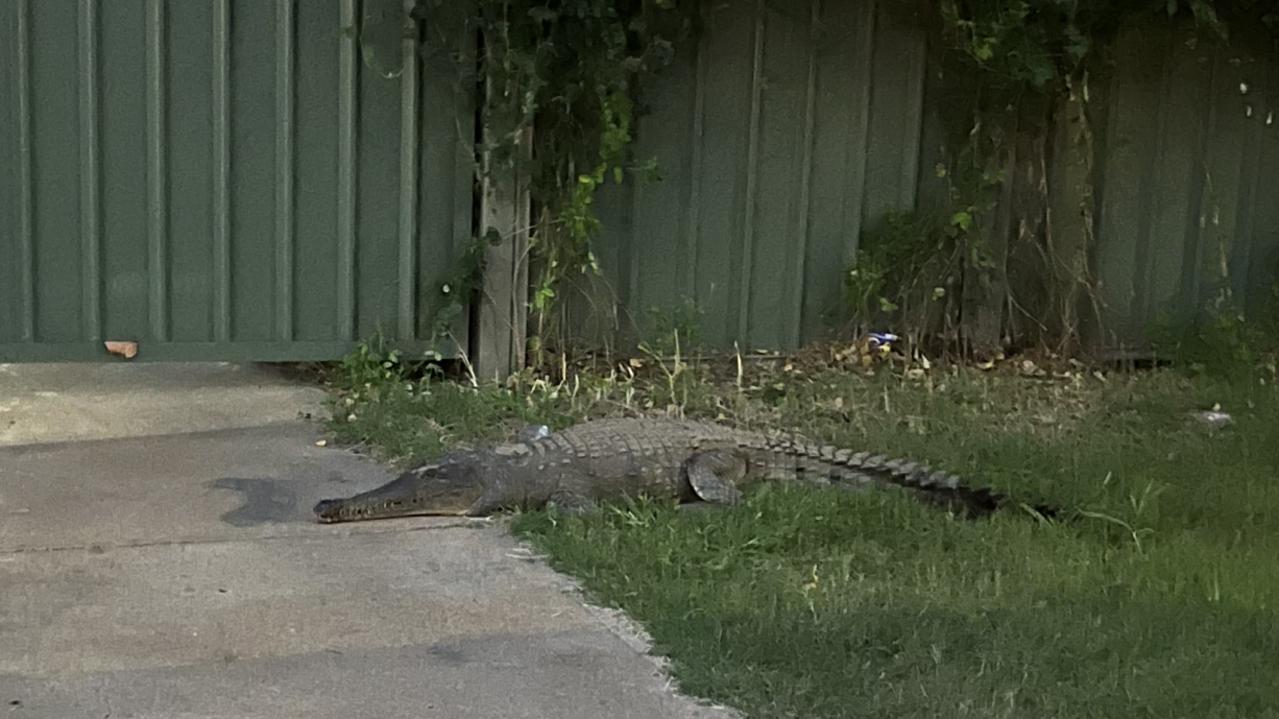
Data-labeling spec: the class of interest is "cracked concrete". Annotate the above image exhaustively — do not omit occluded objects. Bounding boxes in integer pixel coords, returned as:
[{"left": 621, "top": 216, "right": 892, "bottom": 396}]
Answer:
[{"left": 0, "top": 363, "right": 737, "bottom": 719}]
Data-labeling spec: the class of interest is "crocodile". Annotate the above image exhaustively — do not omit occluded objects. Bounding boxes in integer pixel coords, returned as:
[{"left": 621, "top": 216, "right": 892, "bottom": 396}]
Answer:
[{"left": 313, "top": 416, "right": 1055, "bottom": 523}]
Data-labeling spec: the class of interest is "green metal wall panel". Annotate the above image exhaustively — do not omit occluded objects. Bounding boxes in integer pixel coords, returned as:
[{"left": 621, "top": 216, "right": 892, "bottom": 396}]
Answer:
[
  {"left": 578, "top": 0, "right": 930, "bottom": 351},
  {"left": 1093, "top": 26, "right": 1279, "bottom": 349},
  {"left": 0, "top": 0, "right": 474, "bottom": 362},
  {"left": 0, "top": 0, "right": 20, "bottom": 343},
  {"left": 581, "top": 5, "right": 1279, "bottom": 354}
]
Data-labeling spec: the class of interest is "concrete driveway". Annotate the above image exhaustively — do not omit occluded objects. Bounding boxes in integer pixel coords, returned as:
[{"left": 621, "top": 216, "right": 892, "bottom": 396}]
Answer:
[{"left": 0, "top": 363, "right": 735, "bottom": 719}]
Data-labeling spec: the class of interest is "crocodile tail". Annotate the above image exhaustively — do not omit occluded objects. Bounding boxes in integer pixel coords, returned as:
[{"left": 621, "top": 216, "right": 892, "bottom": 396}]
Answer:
[{"left": 831, "top": 450, "right": 1057, "bottom": 519}]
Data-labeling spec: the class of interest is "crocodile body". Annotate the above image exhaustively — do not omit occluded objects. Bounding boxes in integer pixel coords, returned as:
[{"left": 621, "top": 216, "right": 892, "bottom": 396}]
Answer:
[{"left": 313, "top": 417, "right": 1051, "bottom": 522}]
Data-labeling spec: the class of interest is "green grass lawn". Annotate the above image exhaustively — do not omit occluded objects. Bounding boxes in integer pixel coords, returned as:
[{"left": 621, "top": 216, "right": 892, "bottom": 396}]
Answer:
[{"left": 327, "top": 349, "right": 1279, "bottom": 718}]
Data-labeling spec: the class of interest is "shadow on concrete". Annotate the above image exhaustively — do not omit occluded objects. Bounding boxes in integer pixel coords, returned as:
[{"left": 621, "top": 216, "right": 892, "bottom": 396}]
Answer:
[{"left": 209, "top": 477, "right": 302, "bottom": 527}]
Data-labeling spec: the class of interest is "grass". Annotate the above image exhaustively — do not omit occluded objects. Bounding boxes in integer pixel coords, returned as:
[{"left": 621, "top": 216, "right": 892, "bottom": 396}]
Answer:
[{"left": 324, "top": 343, "right": 1279, "bottom": 718}]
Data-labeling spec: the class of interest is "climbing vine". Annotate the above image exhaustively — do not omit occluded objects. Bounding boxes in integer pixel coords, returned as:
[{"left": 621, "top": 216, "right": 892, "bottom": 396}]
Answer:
[{"left": 411, "top": 0, "right": 697, "bottom": 360}]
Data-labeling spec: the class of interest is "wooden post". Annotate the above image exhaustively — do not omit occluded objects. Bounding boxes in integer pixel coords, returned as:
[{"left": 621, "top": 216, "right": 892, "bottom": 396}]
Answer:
[
  {"left": 473, "top": 68, "right": 531, "bottom": 382},
  {"left": 1045, "top": 81, "right": 1099, "bottom": 352},
  {"left": 962, "top": 147, "right": 1016, "bottom": 357}
]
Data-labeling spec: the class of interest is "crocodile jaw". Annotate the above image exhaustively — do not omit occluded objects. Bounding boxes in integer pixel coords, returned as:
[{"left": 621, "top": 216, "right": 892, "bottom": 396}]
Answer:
[
  {"left": 312, "top": 495, "right": 478, "bottom": 522},
  {"left": 313, "top": 456, "right": 488, "bottom": 522}
]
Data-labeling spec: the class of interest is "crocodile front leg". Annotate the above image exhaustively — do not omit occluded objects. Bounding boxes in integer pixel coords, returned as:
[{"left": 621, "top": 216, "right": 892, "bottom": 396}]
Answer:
[
  {"left": 684, "top": 450, "right": 746, "bottom": 505},
  {"left": 545, "top": 490, "right": 598, "bottom": 516}
]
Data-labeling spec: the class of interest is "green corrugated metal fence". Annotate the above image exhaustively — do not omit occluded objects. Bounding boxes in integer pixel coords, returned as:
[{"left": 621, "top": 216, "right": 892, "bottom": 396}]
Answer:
[
  {"left": 1093, "top": 26, "right": 1279, "bottom": 349},
  {"left": 576, "top": 0, "right": 929, "bottom": 351},
  {"left": 5, "top": 1, "right": 1275, "bottom": 364},
  {"left": 0, "top": 0, "right": 474, "bottom": 362},
  {"left": 572, "top": 3, "right": 1279, "bottom": 354}
]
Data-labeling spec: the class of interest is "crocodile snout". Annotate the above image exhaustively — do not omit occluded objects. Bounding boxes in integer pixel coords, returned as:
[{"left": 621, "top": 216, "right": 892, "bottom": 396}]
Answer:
[{"left": 313, "top": 498, "right": 344, "bottom": 522}]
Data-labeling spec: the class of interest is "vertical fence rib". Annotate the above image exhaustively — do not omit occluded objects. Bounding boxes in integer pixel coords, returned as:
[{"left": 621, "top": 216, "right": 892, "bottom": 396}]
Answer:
[
  {"left": 397, "top": 1, "right": 420, "bottom": 341},
  {"left": 792, "top": 0, "right": 819, "bottom": 347},
  {"left": 844, "top": 0, "right": 877, "bottom": 266},
  {"left": 212, "top": 0, "right": 231, "bottom": 341},
  {"left": 683, "top": 33, "right": 705, "bottom": 299},
  {"left": 1133, "top": 44, "right": 1172, "bottom": 324},
  {"left": 274, "top": 0, "right": 295, "bottom": 341},
  {"left": 16, "top": 0, "right": 35, "bottom": 341},
  {"left": 78, "top": 0, "right": 102, "bottom": 341},
  {"left": 737, "top": 0, "right": 765, "bottom": 344},
  {"left": 1184, "top": 56, "right": 1220, "bottom": 308},
  {"left": 336, "top": 0, "right": 358, "bottom": 341},
  {"left": 899, "top": 19, "right": 927, "bottom": 209},
  {"left": 146, "top": 0, "right": 168, "bottom": 341}
]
